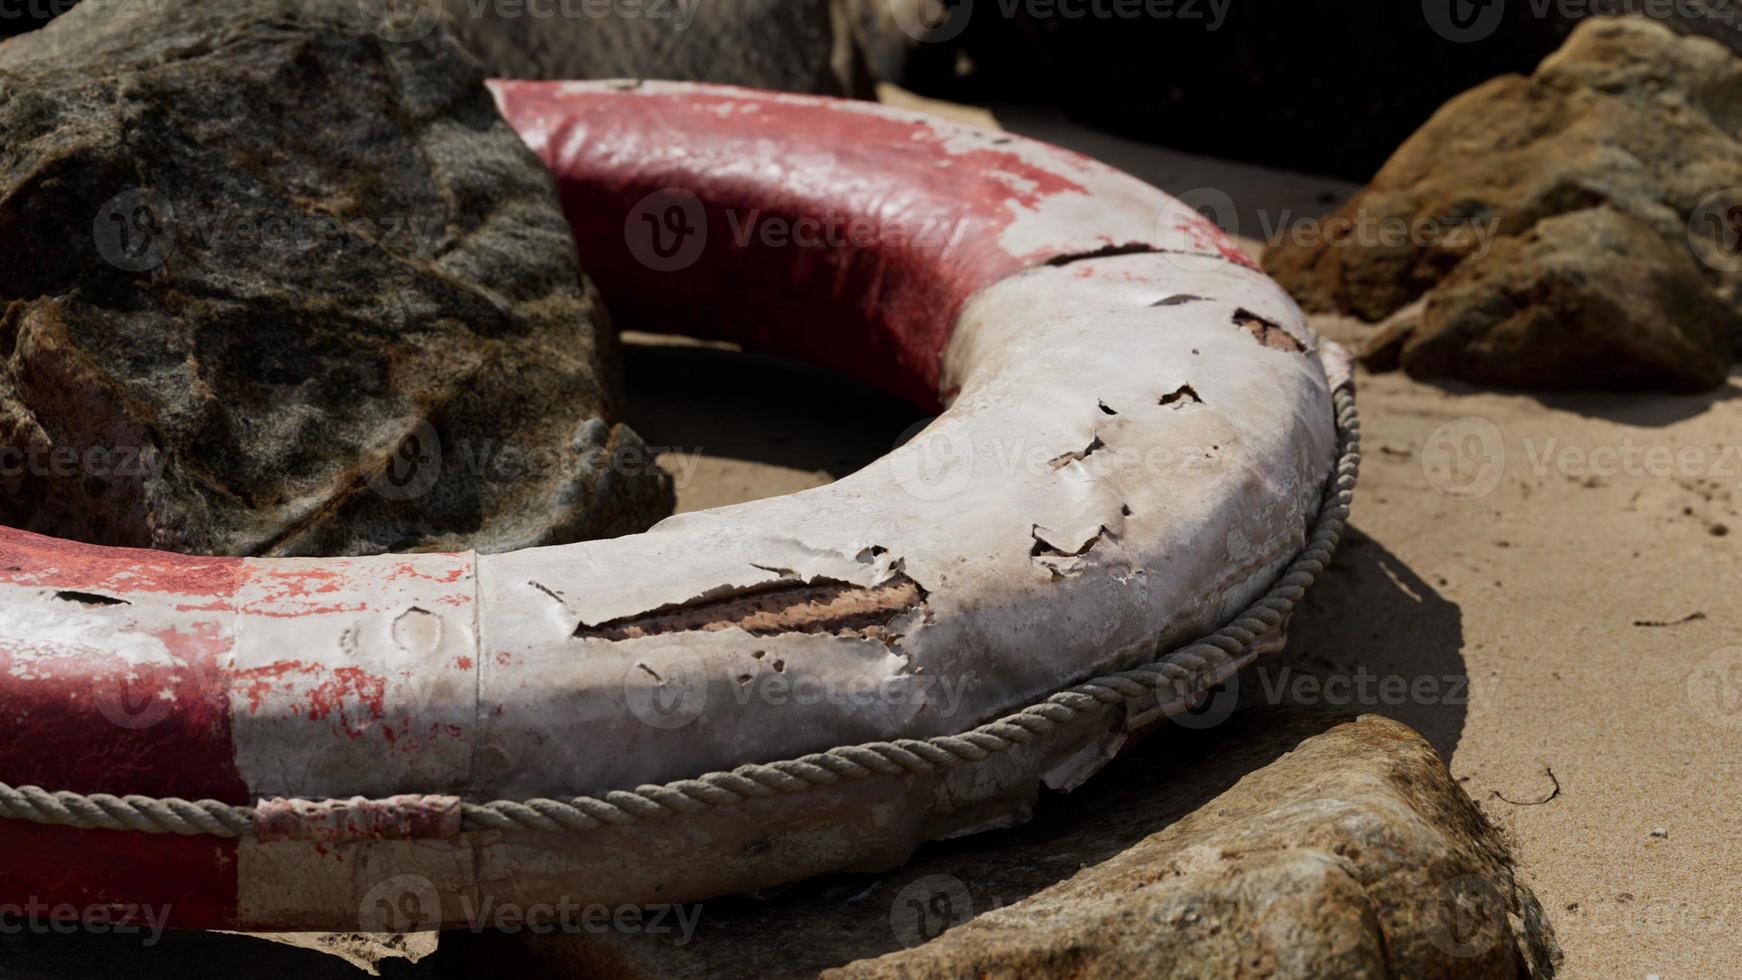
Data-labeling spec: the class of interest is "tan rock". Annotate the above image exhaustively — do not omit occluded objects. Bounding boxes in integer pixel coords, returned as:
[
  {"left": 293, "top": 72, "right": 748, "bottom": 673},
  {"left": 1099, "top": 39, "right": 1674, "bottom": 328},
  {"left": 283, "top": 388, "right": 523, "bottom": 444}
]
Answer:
[
  {"left": 1398, "top": 207, "right": 1733, "bottom": 390},
  {"left": 1264, "top": 16, "right": 1742, "bottom": 389},
  {"left": 832, "top": 714, "right": 1557, "bottom": 979},
  {"left": 434, "top": 711, "right": 1558, "bottom": 978}
]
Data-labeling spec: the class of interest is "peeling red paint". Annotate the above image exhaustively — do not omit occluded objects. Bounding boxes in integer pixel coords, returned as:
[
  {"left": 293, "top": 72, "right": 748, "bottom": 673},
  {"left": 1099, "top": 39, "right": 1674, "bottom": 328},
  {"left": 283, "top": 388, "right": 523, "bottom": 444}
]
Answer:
[
  {"left": 390, "top": 561, "right": 468, "bottom": 584},
  {"left": 232, "top": 660, "right": 388, "bottom": 737},
  {"left": 0, "top": 526, "right": 242, "bottom": 596},
  {"left": 1173, "top": 214, "right": 1259, "bottom": 270}
]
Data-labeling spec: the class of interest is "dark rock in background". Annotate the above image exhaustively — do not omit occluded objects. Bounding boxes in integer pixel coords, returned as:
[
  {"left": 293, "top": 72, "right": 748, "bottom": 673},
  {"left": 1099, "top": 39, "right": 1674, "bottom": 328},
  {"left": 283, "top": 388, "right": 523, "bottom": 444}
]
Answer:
[
  {"left": 0, "top": 0, "right": 673, "bottom": 556},
  {"left": 855, "top": 0, "right": 1580, "bottom": 181},
  {"left": 1266, "top": 18, "right": 1742, "bottom": 391},
  {"left": 0, "top": 0, "right": 69, "bottom": 40},
  {"left": 440, "top": 0, "right": 870, "bottom": 96},
  {"left": 857, "top": 1, "right": 1742, "bottom": 183}
]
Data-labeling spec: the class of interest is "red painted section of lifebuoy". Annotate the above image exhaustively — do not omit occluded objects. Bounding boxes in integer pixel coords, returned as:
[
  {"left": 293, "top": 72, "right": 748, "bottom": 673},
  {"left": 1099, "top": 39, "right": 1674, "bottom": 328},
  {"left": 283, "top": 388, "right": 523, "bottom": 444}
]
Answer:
[
  {"left": 4, "top": 824, "right": 240, "bottom": 931},
  {"left": 494, "top": 84, "right": 1091, "bottom": 409},
  {"left": 0, "top": 527, "right": 247, "bottom": 798},
  {"left": 0, "top": 527, "right": 247, "bottom": 928}
]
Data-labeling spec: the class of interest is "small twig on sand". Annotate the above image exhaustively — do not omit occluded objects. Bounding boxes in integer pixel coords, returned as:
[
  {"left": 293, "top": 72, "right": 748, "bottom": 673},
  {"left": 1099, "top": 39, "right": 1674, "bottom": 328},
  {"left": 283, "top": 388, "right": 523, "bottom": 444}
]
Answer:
[
  {"left": 1632, "top": 612, "right": 1706, "bottom": 628},
  {"left": 1493, "top": 766, "right": 1561, "bottom": 807}
]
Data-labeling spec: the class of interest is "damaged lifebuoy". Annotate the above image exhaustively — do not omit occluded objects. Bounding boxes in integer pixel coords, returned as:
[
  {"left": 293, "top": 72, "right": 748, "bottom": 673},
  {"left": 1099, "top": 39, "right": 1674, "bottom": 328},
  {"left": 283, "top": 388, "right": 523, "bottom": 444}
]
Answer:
[{"left": 0, "top": 82, "right": 1357, "bottom": 932}]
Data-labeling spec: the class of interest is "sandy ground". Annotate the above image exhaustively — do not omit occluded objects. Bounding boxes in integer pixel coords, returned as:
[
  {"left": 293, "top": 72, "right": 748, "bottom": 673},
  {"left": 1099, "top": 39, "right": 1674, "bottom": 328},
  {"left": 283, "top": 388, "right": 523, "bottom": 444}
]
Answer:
[
  {"left": 8, "top": 91, "right": 1739, "bottom": 979},
  {"left": 1282, "top": 367, "right": 1742, "bottom": 980}
]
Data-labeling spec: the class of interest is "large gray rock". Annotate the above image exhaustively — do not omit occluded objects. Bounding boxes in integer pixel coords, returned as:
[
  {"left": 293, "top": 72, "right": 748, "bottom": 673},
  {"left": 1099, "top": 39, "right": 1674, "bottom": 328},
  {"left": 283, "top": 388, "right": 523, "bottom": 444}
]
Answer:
[
  {"left": 0, "top": 0, "right": 672, "bottom": 556},
  {"left": 1266, "top": 17, "right": 1742, "bottom": 390},
  {"left": 439, "top": 0, "right": 868, "bottom": 96},
  {"left": 433, "top": 711, "right": 1559, "bottom": 978}
]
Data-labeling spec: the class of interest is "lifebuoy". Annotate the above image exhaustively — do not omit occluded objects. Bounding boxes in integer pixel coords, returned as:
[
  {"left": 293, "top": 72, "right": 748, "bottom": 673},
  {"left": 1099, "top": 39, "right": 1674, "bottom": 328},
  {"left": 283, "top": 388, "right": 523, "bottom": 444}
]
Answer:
[{"left": 0, "top": 82, "right": 1357, "bottom": 932}]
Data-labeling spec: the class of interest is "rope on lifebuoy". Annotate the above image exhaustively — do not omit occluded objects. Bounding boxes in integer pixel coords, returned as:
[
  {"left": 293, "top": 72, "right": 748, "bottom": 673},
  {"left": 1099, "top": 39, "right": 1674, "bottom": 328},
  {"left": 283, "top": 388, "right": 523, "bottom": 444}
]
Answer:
[{"left": 0, "top": 386, "right": 1358, "bottom": 839}]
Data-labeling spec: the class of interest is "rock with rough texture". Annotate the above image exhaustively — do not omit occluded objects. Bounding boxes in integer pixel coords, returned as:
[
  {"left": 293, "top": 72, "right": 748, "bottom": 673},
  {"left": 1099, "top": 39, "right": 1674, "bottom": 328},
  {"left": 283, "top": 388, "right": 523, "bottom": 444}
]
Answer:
[
  {"left": 0, "top": 0, "right": 672, "bottom": 556},
  {"left": 1392, "top": 208, "right": 1734, "bottom": 390},
  {"left": 432, "top": 711, "right": 1559, "bottom": 978},
  {"left": 439, "top": 0, "right": 867, "bottom": 97},
  {"left": 1265, "top": 17, "right": 1742, "bottom": 389}
]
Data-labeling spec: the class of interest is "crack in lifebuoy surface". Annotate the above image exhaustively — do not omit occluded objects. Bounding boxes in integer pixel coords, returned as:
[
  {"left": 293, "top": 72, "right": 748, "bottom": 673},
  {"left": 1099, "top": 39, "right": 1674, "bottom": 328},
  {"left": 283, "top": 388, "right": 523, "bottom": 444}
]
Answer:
[
  {"left": 572, "top": 575, "right": 927, "bottom": 641},
  {"left": 1234, "top": 308, "right": 1306, "bottom": 352}
]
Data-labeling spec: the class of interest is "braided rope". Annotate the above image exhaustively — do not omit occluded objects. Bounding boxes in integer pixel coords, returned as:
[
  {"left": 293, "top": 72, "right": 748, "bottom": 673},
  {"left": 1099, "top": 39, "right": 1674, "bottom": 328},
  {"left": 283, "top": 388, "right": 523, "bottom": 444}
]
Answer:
[{"left": 0, "top": 387, "right": 1358, "bottom": 838}]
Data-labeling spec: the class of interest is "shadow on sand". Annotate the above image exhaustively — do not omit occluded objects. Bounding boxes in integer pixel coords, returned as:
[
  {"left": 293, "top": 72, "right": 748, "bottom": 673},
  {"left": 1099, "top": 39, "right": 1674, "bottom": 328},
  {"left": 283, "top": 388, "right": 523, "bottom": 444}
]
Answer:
[{"left": 1421, "top": 373, "right": 1742, "bottom": 429}]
